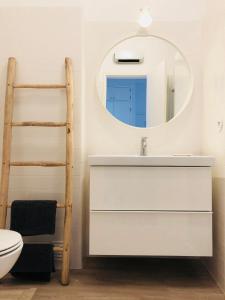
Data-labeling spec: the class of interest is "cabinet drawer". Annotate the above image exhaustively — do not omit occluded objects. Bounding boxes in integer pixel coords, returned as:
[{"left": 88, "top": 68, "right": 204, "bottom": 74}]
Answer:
[
  {"left": 90, "top": 166, "right": 212, "bottom": 211},
  {"left": 89, "top": 211, "right": 212, "bottom": 257}
]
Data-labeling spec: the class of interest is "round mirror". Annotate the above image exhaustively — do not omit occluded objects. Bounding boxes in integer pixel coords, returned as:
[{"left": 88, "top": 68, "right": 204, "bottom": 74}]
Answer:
[{"left": 97, "top": 35, "right": 192, "bottom": 128}]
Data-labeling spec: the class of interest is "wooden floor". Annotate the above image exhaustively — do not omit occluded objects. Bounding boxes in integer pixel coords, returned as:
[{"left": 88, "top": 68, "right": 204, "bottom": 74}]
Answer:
[{"left": 1, "top": 258, "right": 224, "bottom": 300}]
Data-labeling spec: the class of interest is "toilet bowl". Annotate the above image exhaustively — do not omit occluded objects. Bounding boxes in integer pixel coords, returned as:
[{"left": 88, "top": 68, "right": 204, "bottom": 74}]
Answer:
[{"left": 0, "top": 229, "right": 23, "bottom": 279}]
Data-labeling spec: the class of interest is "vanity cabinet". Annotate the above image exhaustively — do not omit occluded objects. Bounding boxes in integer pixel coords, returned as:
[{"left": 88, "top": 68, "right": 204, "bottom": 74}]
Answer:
[{"left": 89, "top": 156, "right": 214, "bottom": 257}]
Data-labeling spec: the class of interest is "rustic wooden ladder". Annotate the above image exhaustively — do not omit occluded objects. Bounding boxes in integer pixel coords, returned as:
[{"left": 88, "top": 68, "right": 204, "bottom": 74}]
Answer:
[{"left": 0, "top": 57, "right": 74, "bottom": 285}]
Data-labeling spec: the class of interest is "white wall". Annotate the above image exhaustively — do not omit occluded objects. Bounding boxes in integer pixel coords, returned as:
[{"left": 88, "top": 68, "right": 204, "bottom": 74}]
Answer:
[
  {"left": 0, "top": 7, "right": 83, "bottom": 269},
  {"left": 202, "top": 0, "right": 225, "bottom": 291},
  {"left": 0, "top": 0, "right": 208, "bottom": 22}
]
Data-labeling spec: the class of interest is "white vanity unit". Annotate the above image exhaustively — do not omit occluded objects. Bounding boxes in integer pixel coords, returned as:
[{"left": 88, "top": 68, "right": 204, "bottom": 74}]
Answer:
[{"left": 88, "top": 155, "right": 214, "bottom": 257}]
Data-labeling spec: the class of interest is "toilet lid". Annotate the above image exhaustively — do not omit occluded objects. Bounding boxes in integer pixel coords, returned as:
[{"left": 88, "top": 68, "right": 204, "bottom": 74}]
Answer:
[
  {"left": 0, "top": 240, "right": 23, "bottom": 256},
  {"left": 0, "top": 229, "right": 22, "bottom": 252}
]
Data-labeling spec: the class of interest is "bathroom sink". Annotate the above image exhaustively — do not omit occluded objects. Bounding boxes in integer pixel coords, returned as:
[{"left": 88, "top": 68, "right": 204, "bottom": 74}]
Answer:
[{"left": 88, "top": 155, "right": 215, "bottom": 167}]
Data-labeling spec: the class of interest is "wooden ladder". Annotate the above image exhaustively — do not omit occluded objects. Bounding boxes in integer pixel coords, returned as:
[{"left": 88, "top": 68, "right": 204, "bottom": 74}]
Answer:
[{"left": 0, "top": 57, "right": 74, "bottom": 285}]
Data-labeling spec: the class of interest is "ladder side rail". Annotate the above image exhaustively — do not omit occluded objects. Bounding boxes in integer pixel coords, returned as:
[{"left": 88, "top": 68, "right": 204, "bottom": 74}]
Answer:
[
  {"left": 14, "top": 84, "right": 66, "bottom": 89},
  {"left": 0, "top": 57, "right": 16, "bottom": 228},
  {"left": 61, "top": 57, "right": 74, "bottom": 285}
]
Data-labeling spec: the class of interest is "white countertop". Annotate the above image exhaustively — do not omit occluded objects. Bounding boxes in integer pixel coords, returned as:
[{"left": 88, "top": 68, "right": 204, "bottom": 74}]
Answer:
[{"left": 88, "top": 155, "right": 215, "bottom": 167}]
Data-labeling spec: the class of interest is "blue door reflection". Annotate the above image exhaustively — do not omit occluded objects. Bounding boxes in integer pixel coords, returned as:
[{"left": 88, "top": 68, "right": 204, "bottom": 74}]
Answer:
[{"left": 106, "top": 77, "right": 147, "bottom": 128}]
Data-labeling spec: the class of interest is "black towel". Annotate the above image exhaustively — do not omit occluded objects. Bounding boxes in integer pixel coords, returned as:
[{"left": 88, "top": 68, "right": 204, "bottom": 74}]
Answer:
[
  {"left": 11, "top": 243, "right": 55, "bottom": 282},
  {"left": 10, "top": 200, "right": 57, "bottom": 236}
]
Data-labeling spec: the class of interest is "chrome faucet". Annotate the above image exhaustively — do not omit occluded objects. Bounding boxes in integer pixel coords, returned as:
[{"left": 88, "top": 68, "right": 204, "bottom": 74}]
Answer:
[{"left": 140, "top": 137, "right": 148, "bottom": 156}]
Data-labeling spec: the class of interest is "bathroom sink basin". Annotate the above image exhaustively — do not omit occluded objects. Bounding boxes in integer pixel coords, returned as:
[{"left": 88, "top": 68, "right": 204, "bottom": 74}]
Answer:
[{"left": 88, "top": 155, "right": 215, "bottom": 167}]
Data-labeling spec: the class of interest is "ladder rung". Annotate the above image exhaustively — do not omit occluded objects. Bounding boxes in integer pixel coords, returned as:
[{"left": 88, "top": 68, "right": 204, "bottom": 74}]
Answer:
[
  {"left": 57, "top": 204, "right": 66, "bottom": 208},
  {"left": 14, "top": 84, "right": 66, "bottom": 89},
  {"left": 6, "top": 203, "right": 65, "bottom": 208},
  {"left": 54, "top": 246, "right": 63, "bottom": 253},
  {"left": 11, "top": 121, "right": 67, "bottom": 127},
  {"left": 10, "top": 161, "right": 66, "bottom": 167}
]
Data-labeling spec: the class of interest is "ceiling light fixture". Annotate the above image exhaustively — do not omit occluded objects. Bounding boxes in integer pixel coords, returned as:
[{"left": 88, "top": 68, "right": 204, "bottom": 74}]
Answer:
[{"left": 138, "top": 8, "right": 153, "bottom": 28}]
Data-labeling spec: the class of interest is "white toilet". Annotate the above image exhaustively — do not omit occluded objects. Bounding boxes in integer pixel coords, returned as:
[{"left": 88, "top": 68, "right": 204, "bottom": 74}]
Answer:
[{"left": 0, "top": 229, "right": 23, "bottom": 279}]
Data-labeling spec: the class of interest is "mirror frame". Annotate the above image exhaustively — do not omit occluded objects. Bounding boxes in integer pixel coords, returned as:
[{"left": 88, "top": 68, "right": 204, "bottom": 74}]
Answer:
[{"left": 96, "top": 34, "right": 194, "bottom": 129}]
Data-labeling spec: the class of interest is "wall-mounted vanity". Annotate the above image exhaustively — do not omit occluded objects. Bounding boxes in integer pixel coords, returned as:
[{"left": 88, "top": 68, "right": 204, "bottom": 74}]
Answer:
[{"left": 88, "top": 155, "right": 214, "bottom": 257}]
